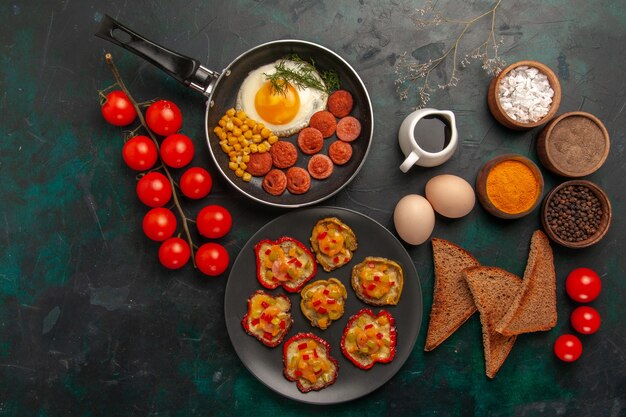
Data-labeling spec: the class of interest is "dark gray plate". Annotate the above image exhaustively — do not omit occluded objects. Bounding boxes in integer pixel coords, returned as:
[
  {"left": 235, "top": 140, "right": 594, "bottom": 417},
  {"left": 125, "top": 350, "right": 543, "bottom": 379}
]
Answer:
[{"left": 224, "top": 206, "right": 423, "bottom": 404}]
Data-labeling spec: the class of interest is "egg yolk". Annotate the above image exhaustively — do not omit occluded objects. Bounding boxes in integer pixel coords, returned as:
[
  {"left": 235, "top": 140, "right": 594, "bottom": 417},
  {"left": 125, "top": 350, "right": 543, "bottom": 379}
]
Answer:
[{"left": 254, "top": 81, "right": 300, "bottom": 125}]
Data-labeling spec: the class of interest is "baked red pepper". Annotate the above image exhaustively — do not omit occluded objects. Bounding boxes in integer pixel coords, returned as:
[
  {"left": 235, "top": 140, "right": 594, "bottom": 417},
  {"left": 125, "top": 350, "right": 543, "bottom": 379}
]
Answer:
[
  {"left": 242, "top": 290, "right": 293, "bottom": 348},
  {"left": 254, "top": 236, "right": 317, "bottom": 293},
  {"left": 341, "top": 308, "right": 397, "bottom": 370},
  {"left": 283, "top": 332, "right": 338, "bottom": 393}
]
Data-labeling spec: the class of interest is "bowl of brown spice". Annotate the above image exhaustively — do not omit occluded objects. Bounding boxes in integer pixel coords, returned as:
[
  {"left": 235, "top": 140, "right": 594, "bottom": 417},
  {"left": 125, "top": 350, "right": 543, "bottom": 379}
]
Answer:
[
  {"left": 536, "top": 111, "right": 610, "bottom": 177},
  {"left": 476, "top": 154, "right": 544, "bottom": 219},
  {"left": 541, "top": 180, "right": 612, "bottom": 248}
]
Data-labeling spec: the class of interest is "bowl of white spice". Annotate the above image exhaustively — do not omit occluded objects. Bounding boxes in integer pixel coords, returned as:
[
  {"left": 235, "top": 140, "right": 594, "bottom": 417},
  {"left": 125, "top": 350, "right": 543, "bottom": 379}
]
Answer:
[{"left": 488, "top": 60, "right": 561, "bottom": 130}]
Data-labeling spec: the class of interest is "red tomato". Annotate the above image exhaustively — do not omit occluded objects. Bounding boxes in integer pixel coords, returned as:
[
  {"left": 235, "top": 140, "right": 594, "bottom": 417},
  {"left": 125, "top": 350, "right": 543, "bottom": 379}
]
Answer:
[
  {"left": 122, "top": 136, "right": 158, "bottom": 171},
  {"left": 160, "top": 133, "right": 195, "bottom": 168},
  {"left": 196, "top": 205, "right": 232, "bottom": 239},
  {"left": 180, "top": 167, "right": 212, "bottom": 199},
  {"left": 142, "top": 207, "right": 177, "bottom": 241},
  {"left": 571, "top": 306, "right": 601, "bottom": 335},
  {"left": 136, "top": 172, "right": 172, "bottom": 207},
  {"left": 158, "top": 237, "right": 191, "bottom": 269},
  {"left": 554, "top": 334, "right": 582, "bottom": 362},
  {"left": 101, "top": 90, "right": 137, "bottom": 126},
  {"left": 196, "top": 243, "right": 229, "bottom": 276},
  {"left": 146, "top": 100, "right": 182, "bottom": 136},
  {"left": 566, "top": 268, "right": 601, "bottom": 302}
]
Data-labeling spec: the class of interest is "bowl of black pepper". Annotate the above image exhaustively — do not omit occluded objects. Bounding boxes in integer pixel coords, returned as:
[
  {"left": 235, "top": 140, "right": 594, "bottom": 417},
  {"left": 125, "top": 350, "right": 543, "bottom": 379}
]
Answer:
[{"left": 541, "top": 180, "right": 612, "bottom": 248}]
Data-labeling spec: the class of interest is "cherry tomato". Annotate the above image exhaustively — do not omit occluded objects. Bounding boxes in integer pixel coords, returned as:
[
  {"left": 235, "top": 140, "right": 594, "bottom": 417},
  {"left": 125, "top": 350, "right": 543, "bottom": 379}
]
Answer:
[
  {"left": 160, "top": 133, "right": 195, "bottom": 168},
  {"left": 142, "top": 207, "right": 177, "bottom": 241},
  {"left": 571, "top": 306, "right": 601, "bottom": 335},
  {"left": 158, "top": 237, "right": 191, "bottom": 269},
  {"left": 122, "top": 136, "right": 158, "bottom": 171},
  {"left": 566, "top": 268, "right": 601, "bottom": 303},
  {"left": 196, "top": 205, "right": 232, "bottom": 239},
  {"left": 180, "top": 167, "right": 213, "bottom": 199},
  {"left": 554, "top": 334, "right": 582, "bottom": 362},
  {"left": 101, "top": 90, "right": 137, "bottom": 126},
  {"left": 146, "top": 100, "right": 182, "bottom": 136},
  {"left": 196, "top": 243, "right": 229, "bottom": 276},
  {"left": 136, "top": 172, "right": 172, "bottom": 207}
]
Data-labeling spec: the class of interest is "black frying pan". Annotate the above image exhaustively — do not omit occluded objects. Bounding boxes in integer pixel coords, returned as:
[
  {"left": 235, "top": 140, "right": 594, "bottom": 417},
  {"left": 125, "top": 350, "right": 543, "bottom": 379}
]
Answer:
[{"left": 96, "top": 15, "right": 373, "bottom": 208}]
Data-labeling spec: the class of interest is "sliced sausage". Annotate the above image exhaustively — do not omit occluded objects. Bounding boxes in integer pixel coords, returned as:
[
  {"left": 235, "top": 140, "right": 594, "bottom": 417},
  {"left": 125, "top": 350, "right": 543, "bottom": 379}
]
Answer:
[
  {"left": 286, "top": 167, "right": 311, "bottom": 194},
  {"left": 307, "top": 154, "right": 334, "bottom": 180},
  {"left": 246, "top": 152, "right": 272, "bottom": 176},
  {"left": 308, "top": 111, "right": 337, "bottom": 138},
  {"left": 336, "top": 116, "right": 361, "bottom": 142},
  {"left": 328, "top": 90, "right": 354, "bottom": 118},
  {"left": 270, "top": 141, "right": 298, "bottom": 169},
  {"left": 328, "top": 140, "right": 353, "bottom": 165},
  {"left": 262, "top": 169, "right": 287, "bottom": 196},
  {"left": 297, "top": 127, "right": 324, "bottom": 155}
]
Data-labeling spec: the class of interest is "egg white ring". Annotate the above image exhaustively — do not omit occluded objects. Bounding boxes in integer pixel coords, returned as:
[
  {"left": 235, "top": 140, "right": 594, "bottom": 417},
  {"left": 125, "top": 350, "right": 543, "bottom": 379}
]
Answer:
[{"left": 236, "top": 60, "right": 329, "bottom": 137}]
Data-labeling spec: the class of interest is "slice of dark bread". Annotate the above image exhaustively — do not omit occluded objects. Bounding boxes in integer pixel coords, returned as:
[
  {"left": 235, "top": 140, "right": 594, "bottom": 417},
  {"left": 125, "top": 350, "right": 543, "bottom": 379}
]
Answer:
[
  {"left": 424, "top": 238, "right": 480, "bottom": 351},
  {"left": 496, "top": 230, "right": 557, "bottom": 336},
  {"left": 464, "top": 266, "right": 522, "bottom": 379}
]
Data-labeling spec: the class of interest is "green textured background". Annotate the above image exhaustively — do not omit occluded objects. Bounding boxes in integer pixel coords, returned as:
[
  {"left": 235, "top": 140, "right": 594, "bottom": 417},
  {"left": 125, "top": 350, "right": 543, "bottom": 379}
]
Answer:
[{"left": 1, "top": 0, "right": 625, "bottom": 415}]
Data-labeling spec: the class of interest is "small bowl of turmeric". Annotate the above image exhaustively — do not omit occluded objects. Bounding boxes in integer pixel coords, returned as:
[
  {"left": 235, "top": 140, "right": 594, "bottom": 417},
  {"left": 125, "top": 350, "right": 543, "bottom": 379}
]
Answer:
[{"left": 475, "top": 154, "right": 544, "bottom": 219}]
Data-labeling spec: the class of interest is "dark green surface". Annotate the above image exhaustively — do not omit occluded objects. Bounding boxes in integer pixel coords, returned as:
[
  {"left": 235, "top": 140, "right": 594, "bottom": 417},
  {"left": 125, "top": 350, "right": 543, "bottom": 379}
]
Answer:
[{"left": 1, "top": 1, "right": 625, "bottom": 415}]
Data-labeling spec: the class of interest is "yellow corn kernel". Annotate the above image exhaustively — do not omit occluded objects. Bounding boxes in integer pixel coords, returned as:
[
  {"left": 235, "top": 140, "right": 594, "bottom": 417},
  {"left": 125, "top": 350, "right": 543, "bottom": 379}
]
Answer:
[
  {"left": 240, "top": 124, "right": 249, "bottom": 132},
  {"left": 228, "top": 137, "right": 238, "bottom": 146},
  {"left": 261, "top": 128, "right": 271, "bottom": 139},
  {"left": 250, "top": 143, "right": 258, "bottom": 153},
  {"left": 226, "top": 108, "right": 236, "bottom": 117},
  {"left": 236, "top": 110, "right": 247, "bottom": 120},
  {"left": 213, "top": 126, "right": 222, "bottom": 134},
  {"left": 225, "top": 121, "right": 234, "bottom": 131},
  {"left": 228, "top": 161, "right": 238, "bottom": 171},
  {"left": 218, "top": 132, "right": 226, "bottom": 141},
  {"left": 257, "top": 143, "right": 267, "bottom": 153},
  {"left": 242, "top": 147, "right": 251, "bottom": 155},
  {"left": 233, "top": 143, "right": 242, "bottom": 152},
  {"left": 228, "top": 151, "right": 237, "bottom": 159},
  {"left": 252, "top": 134, "right": 262, "bottom": 143},
  {"left": 234, "top": 118, "right": 244, "bottom": 127},
  {"left": 252, "top": 125, "right": 261, "bottom": 134},
  {"left": 243, "top": 130, "right": 253, "bottom": 139},
  {"left": 232, "top": 128, "right": 242, "bottom": 137},
  {"left": 242, "top": 154, "right": 250, "bottom": 163},
  {"left": 242, "top": 172, "right": 252, "bottom": 182},
  {"left": 239, "top": 162, "right": 247, "bottom": 170},
  {"left": 268, "top": 135, "right": 278, "bottom": 144},
  {"left": 218, "top": 119, "right": 226, "bottom": 127},
  {"left": 240, "top": 139, "right": 250, "bottom": 147},
  {"left": 235, "top": 168, "right": 244, "bottom": 178},
  {"left": 245, "top": 118, "right": 256, "bottom": 128}
]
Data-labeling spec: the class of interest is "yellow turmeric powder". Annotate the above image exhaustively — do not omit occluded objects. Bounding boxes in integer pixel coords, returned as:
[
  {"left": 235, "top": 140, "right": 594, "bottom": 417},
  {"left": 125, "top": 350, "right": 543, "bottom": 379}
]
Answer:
[{"left": 486, "top": 160, "right": 539, "bottom": 214}]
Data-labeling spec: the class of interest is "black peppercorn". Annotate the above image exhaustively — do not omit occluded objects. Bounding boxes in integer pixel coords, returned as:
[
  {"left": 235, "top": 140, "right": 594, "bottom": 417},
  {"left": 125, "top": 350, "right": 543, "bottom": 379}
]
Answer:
[{"left": 546, "top": 185, "right": 602, "bottom": 242}]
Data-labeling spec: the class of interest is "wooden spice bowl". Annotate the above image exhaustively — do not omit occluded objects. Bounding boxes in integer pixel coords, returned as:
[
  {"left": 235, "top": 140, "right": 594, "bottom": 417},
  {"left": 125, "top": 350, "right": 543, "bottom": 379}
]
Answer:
[
  {"left": 537, "top": 111, "right": 610, "bottom": 177},
  {"left": 541, "top": 180, "right": 612, "bottom": 248},
  {"left": 488, "top": 60, "right": 561, "bottom": 130},
  {"left": 476, "top": 154, "right": 544, "bottom": 219}
]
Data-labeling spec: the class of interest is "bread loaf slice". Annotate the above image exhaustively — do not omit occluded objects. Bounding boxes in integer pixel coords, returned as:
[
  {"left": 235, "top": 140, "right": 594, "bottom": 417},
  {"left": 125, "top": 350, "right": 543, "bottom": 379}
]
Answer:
[
  {"left": 496, "top": 230, "right": 557, "bottom": 336},
  {"left": 464, "top": 266, "right": 522, "bottom": 379},
  {"left": 424, "top": 238, "right": 480, "bottom": 351}
]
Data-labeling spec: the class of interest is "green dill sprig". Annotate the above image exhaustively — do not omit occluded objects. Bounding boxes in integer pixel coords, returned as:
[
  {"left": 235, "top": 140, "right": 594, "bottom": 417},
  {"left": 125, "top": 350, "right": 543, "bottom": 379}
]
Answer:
[{"left": 264, "top": 55, "right": 340, "bottom": 95}]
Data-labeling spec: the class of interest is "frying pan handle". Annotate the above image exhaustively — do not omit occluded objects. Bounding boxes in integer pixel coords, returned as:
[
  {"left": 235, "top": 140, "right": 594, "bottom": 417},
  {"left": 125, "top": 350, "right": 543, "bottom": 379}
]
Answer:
[{"left": 95, "top": 14, "right": 218, "bottom": 95}]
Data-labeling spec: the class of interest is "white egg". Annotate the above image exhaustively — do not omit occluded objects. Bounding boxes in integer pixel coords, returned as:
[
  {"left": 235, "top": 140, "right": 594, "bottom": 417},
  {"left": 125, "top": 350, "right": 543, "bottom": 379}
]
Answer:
[
  {"left": 393, "top": 194, "right": 436, "bottom": 245},
  {"left": 425, "top": 175, "right": 476, "bottom": 218},
  {"left": 236, "top": 60, "right": 328, "bottom": 137}
]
